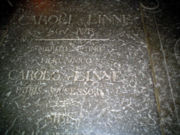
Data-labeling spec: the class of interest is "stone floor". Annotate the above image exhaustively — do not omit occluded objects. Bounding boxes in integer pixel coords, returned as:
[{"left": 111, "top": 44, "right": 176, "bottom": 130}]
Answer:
[{"left": 0, "top": 0, "right": 179, "bottom": 135}]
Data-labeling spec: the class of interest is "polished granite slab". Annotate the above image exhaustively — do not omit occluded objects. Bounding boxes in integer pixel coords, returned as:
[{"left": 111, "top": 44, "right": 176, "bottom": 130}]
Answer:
[{"left": 0, "top": 0, "right": 179, "bottom": 135}]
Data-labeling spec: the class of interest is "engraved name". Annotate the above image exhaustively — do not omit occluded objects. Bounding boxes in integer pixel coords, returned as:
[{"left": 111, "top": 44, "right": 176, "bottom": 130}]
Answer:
[
  {"left": 18, "top": 14, "right": 128, "bottom": 26},
  {"left": 8, "top": 70, "right": 120, "bottom": 82}
]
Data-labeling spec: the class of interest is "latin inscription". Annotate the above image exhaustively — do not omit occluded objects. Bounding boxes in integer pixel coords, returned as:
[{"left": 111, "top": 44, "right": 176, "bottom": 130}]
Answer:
[
  {"left": 8, "top": 70, "right": 120, "bottom": 82},
  {"left": 16, "top": 85, "right": 42, "bottom": 96},
  {"left": 0, "top": 1, "right": 161, "bottom": 134},
  {"left": 40, "top": 57, "right": 94, "bottom": 65},
  {"left": 18, "top": 14, "right": 128, "bottom": 26},
  {"left": 34, "top": 44, "right": 104, "bottom": 54},
  {"left": 15, "top": 85, "right": 107, "bottom": 97}
]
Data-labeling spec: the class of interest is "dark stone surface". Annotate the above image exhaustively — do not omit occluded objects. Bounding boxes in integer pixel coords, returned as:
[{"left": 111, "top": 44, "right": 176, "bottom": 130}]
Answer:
[{"left": 0, "top": 0, "right": 179, "bottom": 135}]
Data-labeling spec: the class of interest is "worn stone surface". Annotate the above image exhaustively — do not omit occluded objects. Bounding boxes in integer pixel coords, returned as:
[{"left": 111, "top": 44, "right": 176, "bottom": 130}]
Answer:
[{"left": 0, "top": 0, "right": 179, "bottom": 135}]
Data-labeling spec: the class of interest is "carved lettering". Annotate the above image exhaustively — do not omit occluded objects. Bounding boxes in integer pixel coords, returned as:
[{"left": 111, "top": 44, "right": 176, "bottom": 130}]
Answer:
[
  {"left": 76, "top": 28, "right": 94, "bottom": 35},
  {"left": 74, "top": 71, "right": 119, "bottom": 82},
  {"left": 18, "top": 14, "right": 128, "bottom": 26},
  {"left": 8, "top": 70, "right": 120, "bottom": 82},
  {"left": 87, "top": 14, "right": 126, "bottom": 25},
  {"left": 16, "top": 86, "right": 42, "bottom": 96}
]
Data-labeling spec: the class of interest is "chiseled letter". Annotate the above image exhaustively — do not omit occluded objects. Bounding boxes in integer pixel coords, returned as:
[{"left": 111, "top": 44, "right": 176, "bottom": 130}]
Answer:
[{"left": 74, "top": 71, "right": 85, "bottom": 82}]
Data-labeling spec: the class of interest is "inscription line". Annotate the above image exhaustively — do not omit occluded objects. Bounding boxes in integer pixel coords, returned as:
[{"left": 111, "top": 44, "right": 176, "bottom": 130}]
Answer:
[{"left": 35, "top": 39, "right": 109, "bottom": 41}]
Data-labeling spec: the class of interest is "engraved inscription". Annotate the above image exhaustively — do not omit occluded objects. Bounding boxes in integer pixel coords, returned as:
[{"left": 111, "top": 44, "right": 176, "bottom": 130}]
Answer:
[
  {"left": 18, "top": 14, "right": 127, "bottom": 26},
  {"left": 8, "top": 70, "right": 120, "bottom": 82}
]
